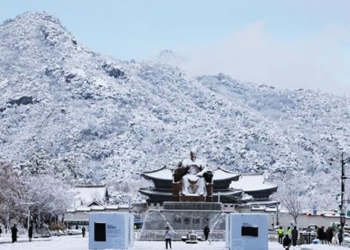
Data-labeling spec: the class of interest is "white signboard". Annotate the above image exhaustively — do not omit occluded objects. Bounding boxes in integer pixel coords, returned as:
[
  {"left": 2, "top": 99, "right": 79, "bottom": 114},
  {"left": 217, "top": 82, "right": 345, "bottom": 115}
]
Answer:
[
  {"left": 89, "top": 212, "right": 134, "bottom": 250},
  {"left": 226, "top": 213, "right": 268, "bottom": 250}
]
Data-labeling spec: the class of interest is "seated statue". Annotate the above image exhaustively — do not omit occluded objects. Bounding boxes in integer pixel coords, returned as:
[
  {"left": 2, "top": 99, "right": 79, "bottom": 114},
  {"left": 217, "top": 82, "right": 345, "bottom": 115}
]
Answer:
[{"left": 179, "top": 149, "right": 208, "bottom": 196}]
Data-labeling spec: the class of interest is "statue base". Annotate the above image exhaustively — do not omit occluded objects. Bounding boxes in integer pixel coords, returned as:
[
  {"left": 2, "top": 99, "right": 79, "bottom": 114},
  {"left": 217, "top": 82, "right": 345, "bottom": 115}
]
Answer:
[
  {"left": 163, "top": 201, "right": 223, "bottom": 211},
  {"left": 139, "top": 202, "right": 226, "bottom": 241},
  {"left": 179, "top": 195, "right": 206, "bottom": 202}
]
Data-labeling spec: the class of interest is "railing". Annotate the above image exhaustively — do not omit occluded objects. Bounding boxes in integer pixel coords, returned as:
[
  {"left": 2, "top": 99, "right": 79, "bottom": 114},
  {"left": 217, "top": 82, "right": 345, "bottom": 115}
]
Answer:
[{"left": 138, "top": 230, "right": 226, "bottom": 241}]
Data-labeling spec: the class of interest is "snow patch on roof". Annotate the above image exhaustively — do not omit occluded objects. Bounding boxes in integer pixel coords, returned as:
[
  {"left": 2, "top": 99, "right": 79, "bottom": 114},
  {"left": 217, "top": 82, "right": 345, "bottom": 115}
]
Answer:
[
  {"left": 213, "top": 167, "right": 240, "bottom": 181},
  {"left": 142, "top": 167, "right": 239, "bottom": 181},
  {"left": 142, "top": 168, "right": 173, "bottom": 180},
  {"left": 72, "top": 185, "right": 107, "bottom": 207},
  {"left": 230, "top": 173, "right": 277, "bottom": 191}
]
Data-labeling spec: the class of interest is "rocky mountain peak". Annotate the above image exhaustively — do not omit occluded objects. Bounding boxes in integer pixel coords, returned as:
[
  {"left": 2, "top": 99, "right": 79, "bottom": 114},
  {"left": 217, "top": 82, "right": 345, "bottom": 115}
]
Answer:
[
  {"left": 1, "top": 11, "right": 76, "bottom": 49},
  {"left": 3, "top": 11, "right": 62, "bottom": 26},
  {"left": 156, "top": 49, "right": 186, "bottom": 67}
]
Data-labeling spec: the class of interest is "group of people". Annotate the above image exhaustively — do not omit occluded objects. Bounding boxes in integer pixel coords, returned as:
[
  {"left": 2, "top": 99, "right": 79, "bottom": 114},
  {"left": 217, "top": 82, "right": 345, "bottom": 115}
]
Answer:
[
  {"left": 315, "top": 225, "right": 335, "bottom": 244},
  {"left": 10, "top": 224, "right": 33, "bottom": 243},
  {"left": 313, "top": 225, "right": 339, "bottom": 244},
  {"left": 164, "top": 225, "right": 211, "bottom": 249},
  {"left": 277, "top": 224, "right": 336, "bottom": 248},
  {"left": 276, "top": 226, "right": 298, "bottom": 249},
  {"left": 8, "top": 223, "right": 86, "bottom": 243}
]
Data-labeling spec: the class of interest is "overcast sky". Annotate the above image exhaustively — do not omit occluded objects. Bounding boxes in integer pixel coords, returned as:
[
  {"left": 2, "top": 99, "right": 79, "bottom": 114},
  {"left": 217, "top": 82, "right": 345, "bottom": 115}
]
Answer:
[{"left": 1, "top": 0, "right": 350, "bottom": 96}]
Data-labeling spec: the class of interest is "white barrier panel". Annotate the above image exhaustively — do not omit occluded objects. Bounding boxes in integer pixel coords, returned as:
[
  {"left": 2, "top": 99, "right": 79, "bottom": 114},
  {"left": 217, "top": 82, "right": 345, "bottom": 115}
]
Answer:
[
  {"left": 226, "top": 213, "right": 268, "bottom": 250},
  {"left": 225, "top": 213, "right": 230, "bottom": 248},
  {"left": 89, "top": 212, "right": 134, "bottom": 250}
]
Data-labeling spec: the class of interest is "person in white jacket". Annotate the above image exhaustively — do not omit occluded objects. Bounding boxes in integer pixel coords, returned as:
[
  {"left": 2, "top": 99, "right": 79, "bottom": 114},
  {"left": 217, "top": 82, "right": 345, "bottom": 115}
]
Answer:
[{"left": 164, "top": 226, "right": 173, "bottom": 249}]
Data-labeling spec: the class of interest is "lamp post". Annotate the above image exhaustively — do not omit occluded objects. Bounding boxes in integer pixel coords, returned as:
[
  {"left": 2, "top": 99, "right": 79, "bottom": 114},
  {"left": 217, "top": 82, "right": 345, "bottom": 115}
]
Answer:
[
  {"left": 331, "top": 153, "right": 347, "bottom": 245},
  {"left": 20, "top": 202, "right": 36, "bottom": 229},
  {"left": 339, "top": 153, "right": 347, "bottom": 245},
  {"left": 276, "top": 205, "right": 280, "bottom": 226},
  {"left": 5, "top": 203, "right": 10, "bottom": 233}
]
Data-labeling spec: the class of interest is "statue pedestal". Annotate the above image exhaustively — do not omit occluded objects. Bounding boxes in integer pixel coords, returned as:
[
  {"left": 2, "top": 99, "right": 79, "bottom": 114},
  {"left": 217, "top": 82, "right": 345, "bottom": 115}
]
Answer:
[
  {"left": 179, "top": 196, "right": 206, "bottom": 202},
  {"left": 139, "top": 202, "right": 225, "bottom": 241},
  {"left": 163, "top": 201, "right": 223, "bottom": 211}
]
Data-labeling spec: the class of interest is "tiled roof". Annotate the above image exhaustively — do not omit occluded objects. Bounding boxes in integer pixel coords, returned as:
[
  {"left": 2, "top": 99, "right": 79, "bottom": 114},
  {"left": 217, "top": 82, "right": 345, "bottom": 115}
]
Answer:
[
  {"left": 229, "top": 173, "right": 277, "bottom": 192},
  {"left": 141, "top": 166, "right": 240, "bottom": 181},
  {"left": 72, "top": 185, "right": 107, "bottom": 207},
  {"left": 139, "top": 187, "right": 243, "bottom": 196}
]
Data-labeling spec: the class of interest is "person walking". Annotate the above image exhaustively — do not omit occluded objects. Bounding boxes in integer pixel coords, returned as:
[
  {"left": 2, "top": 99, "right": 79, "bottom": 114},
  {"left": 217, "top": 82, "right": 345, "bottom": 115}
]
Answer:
[
  {"left": 291, "top": 226, "right": 298, "bottom": 246},
  {"left": 326, "top": 227, "right": 333, "bottom": 244},
  {"left": 11, "top": 224, "right": 18, "bottom": 243},
  {"left": 28, "top": 225, "right": 33, "bottom": 242},
  {"left": 286, "top": 226, "right": 291, "bottom": 236},
  {"left": 317, "top": 226, "right": 325, "bottom": 243},
  {"left": 283, "top": 234, "right": 292, "bottom": 250},
  {"left": 277, "top": 226, "right": 284, "bottom": 244},
  {"left": 164, "top": 226, "right": 172, "bottom": 249},
  {"left": 203, "top": 225, "right": 210, "bottom": 241},
  {"left": 82, "top": 226, "right": 86, "bottom": 237}
]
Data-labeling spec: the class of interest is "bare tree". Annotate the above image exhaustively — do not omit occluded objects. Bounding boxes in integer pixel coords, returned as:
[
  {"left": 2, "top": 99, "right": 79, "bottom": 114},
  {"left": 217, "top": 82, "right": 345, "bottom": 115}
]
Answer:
[{"left": 274, "top": 187, "right": 305, "bottom": 226}]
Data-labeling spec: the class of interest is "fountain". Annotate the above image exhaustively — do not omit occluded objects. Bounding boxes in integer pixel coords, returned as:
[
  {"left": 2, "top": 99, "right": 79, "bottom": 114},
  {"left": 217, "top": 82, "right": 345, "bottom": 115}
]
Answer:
[{"left": 139, "top": 201, "right": 228, "bottom": 241}]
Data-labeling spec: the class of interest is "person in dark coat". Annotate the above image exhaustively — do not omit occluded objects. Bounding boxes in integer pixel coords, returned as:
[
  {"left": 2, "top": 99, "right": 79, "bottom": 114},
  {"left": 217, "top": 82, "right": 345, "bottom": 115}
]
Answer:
[
  {"left": 82, "top": 226, "right": 86, "bottom": 237},
  {"left": 203, "top": 225, "right": 210, "bottom": 241},
  {"left": 11, "top": 224, "right": 18, "bottom": 243},
  {"left": 317, "top": 226, "right": 325, "bottom": 243},
  {"left": 326, "top": 227, "right": 333, "bottom": 244},
  {"left": 282, "top": 234, "right": 292, "bottom": 249},
  {"left": 291, "top": 226, "right": 298, "bottom": 246},
  {"left": 28, "top": 225, "right": 33, "bottom": 242}
]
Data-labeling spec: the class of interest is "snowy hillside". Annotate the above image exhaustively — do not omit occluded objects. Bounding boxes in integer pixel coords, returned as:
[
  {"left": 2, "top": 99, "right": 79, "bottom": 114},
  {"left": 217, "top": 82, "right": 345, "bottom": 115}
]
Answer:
[{"left": 1, "top": 12, "right": 350, "bottom": 207}]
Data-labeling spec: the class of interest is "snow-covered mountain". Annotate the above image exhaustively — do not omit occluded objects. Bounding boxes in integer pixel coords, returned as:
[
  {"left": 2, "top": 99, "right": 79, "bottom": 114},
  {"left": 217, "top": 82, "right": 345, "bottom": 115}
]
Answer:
[{"left": 1, "top": 12, "right": 350, "bottom": 208}]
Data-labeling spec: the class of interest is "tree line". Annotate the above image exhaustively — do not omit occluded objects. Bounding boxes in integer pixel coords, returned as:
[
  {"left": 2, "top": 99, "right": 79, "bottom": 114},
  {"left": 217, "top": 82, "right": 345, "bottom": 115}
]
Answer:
[{"left": 0, "top": 161, "right": 73, "bottom": 229}]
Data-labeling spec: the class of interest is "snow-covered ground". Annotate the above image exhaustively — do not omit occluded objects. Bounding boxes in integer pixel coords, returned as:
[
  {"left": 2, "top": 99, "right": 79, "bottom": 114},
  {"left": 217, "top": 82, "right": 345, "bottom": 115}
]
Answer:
[{"left": 0, "top": 233, "right": 349, "bottom": 250}]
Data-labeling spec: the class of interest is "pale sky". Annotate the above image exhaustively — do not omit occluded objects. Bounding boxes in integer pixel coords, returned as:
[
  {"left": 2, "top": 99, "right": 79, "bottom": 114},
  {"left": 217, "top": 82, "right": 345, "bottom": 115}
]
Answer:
[{"left": 1, "top": 0, "right": 350, "bottom": 96}]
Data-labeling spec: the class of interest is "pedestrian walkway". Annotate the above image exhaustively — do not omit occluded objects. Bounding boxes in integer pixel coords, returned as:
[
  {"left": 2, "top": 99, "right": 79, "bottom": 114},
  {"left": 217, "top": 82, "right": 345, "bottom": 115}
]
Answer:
[{"left": 0, "top": 234, "right": 52, "bottom": 244}]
